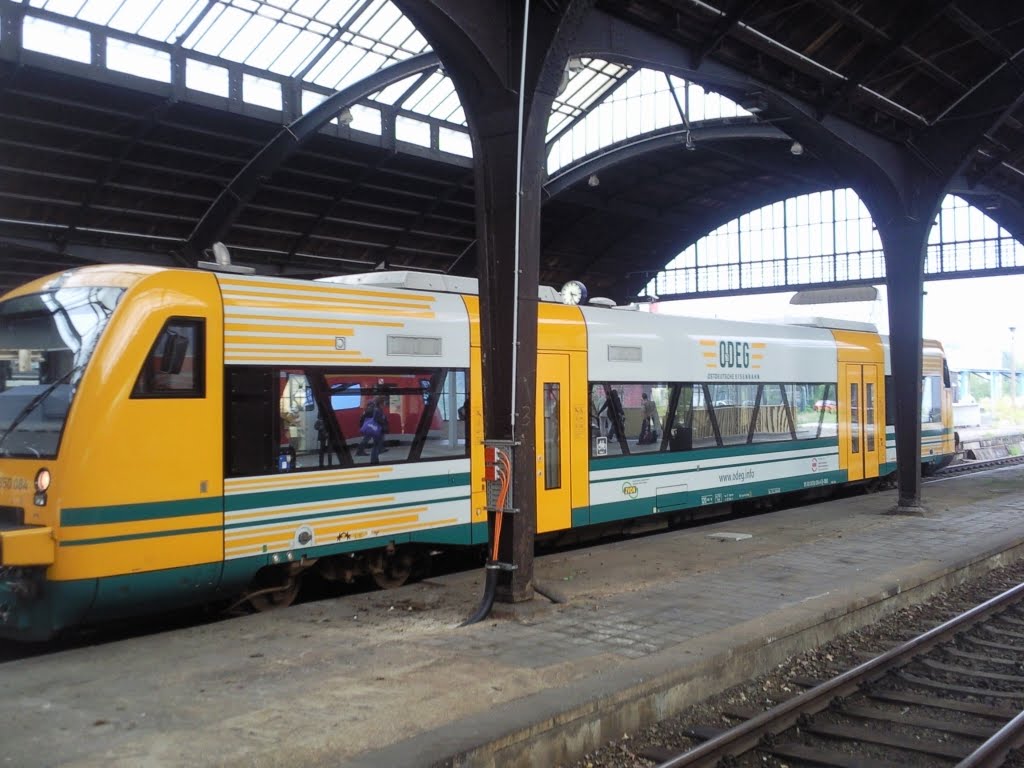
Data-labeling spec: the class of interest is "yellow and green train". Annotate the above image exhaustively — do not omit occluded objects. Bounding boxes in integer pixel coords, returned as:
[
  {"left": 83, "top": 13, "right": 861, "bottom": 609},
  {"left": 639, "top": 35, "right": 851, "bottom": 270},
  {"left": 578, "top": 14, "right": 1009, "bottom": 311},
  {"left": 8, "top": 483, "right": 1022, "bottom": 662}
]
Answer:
[{"left": 0, "top": 265, "right": 954, "bottom": 640}]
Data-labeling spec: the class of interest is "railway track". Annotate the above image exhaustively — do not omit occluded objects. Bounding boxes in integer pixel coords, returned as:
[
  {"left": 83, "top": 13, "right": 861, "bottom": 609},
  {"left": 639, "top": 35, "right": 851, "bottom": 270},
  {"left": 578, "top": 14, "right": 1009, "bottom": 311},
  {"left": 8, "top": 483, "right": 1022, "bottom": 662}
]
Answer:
[
  {"left": 647, "top": 580, "right": 1024, "bottom": 768},
  {"left": 931, "top": 453, "right": 1024, "bottom": 479}
]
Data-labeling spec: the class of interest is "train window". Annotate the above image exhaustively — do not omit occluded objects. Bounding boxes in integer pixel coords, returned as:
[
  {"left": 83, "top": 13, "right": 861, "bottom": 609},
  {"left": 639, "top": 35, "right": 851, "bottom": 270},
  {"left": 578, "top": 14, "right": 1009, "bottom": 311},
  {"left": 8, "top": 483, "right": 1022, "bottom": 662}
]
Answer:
[
  {"left": 667, "top": 384, "right": 695, "bottom": 452},
  {"left": 588, "top": 381, "right": 837, "bottom": 458},
  {"left": 793, "top": 383, "right": 837, "bottom": 439},
  {"left": 132, "top": 318, "right": 205, "bottom": 398},
  {"left": 226, "top": 368, "right": 276, "bottom": 477},
  {"left": 884, "top": 376, "right": 894, "bottom": 426},
  {"left": 746, "top": 384, "right": 798, "bottom": 443},
  {"left": 543, "top": 383, "right": 561, "bottom": 489},
  {"left": 707, "top": 384, "right": 759, "bottom": 446},
  {"left": 850, "top": 382, "right": 860, "bottom": 454},
  {"left": 225, "top": 366, "right": 468, "bottom": 477},
  {"left": 866, "top": 382, "right": 876, "bottom": 452},
  {"left": 590, "top": 383, "right": 672, "bottom": 457},
  {"left": 921, "top": 375, "right": 942, "bottom": 424}
]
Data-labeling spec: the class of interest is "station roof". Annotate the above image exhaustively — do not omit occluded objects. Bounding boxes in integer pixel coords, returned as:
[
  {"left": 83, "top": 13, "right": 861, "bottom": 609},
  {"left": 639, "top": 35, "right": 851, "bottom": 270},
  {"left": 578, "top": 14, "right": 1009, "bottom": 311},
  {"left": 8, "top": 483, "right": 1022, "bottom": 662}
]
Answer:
[{"left": 2, "top": 1, "right": 1023, "bottom": 300}]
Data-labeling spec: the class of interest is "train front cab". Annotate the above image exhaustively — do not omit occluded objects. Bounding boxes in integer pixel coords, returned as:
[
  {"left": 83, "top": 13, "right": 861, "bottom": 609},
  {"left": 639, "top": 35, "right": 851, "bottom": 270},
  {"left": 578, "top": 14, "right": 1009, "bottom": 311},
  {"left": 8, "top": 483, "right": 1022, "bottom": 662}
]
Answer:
[{"left": 0, "top": 267, "right": 225, "bottom": 640}]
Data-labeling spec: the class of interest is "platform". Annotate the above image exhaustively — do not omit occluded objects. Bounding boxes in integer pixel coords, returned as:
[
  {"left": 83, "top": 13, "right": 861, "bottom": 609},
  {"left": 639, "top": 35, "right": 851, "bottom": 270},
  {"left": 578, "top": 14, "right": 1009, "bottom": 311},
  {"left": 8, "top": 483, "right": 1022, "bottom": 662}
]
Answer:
[{"left": 5, "top": 466, "right": 1024, "bottom": 768}]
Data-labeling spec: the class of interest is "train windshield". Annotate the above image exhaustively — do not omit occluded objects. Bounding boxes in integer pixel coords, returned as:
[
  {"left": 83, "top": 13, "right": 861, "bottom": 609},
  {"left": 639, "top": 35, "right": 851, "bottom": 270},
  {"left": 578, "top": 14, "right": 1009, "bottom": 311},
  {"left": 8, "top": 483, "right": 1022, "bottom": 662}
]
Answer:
[{"left": 0, "top": 286, "right": 124, "bottom": 458}]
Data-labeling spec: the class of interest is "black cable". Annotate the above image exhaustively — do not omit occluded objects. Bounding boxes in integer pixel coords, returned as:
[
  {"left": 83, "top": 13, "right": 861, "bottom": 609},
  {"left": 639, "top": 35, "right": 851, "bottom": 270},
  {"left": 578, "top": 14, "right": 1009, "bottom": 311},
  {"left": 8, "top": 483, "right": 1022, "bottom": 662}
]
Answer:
[{"left": 459, "top": 566, "right": 499, "bottom": 627}]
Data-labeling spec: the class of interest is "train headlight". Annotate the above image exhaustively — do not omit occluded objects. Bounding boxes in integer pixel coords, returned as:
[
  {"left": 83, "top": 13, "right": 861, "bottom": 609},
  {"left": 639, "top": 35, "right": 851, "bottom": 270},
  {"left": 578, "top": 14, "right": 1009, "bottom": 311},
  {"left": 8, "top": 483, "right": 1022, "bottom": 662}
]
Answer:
[
  {"left": 34, "top": 468, "right": 50, "bottom": 506},
  {"left": 34, "top": 469, "right": 51, "bottom": 493}
]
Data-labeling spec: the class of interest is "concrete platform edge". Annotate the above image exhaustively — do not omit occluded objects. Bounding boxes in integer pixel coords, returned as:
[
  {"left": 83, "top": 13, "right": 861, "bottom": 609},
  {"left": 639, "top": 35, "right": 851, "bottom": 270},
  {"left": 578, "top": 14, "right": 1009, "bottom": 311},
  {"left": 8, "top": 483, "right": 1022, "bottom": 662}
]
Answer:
[{"left": 345, "top": 538, "right": 1024, "bottom": 768}]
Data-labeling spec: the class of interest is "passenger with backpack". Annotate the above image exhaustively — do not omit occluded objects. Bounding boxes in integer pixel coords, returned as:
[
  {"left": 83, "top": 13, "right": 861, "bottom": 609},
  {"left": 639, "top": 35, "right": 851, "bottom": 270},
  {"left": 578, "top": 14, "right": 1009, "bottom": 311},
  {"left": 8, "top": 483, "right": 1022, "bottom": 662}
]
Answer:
[
  {"left": 638, "top": 392, "right": 660, "bottom": 445},
  {"left": 356, "top": 395, "right": 388, "bottom": 464}
]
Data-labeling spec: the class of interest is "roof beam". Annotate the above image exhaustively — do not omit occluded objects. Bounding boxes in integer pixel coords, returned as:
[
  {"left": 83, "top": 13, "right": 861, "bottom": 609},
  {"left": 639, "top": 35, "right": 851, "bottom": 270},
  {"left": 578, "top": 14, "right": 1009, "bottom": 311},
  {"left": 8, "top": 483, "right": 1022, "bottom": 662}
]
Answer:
[
  {"left": 574, "top": 7, "right": 910, "bottom": 211},
  {"left": 184, "top": 51, "right": 439, "bottom": 261},
  {"left": 814, "top": 0, "right": 966, "bottom": 93},
  {"left": 817, "top": 2, "right": 954, "bottom": 120},
  {"left": 691, "top": 0, "right": 763, "bottom": 68},
  {"left": 544, "top": 121, "right": 787, "bottom": 198},
  {"left": 61, "top": 98, "right": 176, "bottom": 247},
  {"left": 918, "top": 49, "right": 1024, "bottom": 183}
]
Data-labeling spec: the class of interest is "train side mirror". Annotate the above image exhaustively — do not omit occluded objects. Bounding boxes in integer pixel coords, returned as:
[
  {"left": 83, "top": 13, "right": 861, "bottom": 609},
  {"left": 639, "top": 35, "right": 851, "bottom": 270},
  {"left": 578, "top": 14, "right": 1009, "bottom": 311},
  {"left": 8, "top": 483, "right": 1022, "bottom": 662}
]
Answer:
[{"left": 160, "top": 332, "right": 189, "bottom": 375}]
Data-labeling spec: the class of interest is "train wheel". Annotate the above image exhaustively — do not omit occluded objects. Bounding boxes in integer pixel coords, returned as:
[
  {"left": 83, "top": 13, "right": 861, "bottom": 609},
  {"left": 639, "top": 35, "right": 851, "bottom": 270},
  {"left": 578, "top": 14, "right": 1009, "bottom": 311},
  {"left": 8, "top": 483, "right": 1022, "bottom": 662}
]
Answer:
[
  {"left": 369, "top": 550, "right": 413, "bottom": 590},
  {"left": 247, "top": 575, "right": 301, "bottom": 611}
]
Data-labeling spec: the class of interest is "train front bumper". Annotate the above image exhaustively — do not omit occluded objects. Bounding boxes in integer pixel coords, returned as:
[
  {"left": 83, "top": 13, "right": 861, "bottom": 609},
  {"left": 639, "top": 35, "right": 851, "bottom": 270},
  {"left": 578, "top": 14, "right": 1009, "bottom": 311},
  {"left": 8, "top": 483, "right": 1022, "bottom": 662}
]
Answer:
[
  {"left": 0, "top": 526, "right": 55, "bottom": 640},
  {"left": 0, "top": 525, "right": 54, "bottom": 566}
]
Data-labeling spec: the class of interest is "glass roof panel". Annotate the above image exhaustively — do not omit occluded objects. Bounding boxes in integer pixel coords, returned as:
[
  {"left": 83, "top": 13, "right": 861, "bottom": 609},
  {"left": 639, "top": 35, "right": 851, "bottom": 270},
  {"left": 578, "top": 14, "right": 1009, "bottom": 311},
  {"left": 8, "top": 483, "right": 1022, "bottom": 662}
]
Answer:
[
  {"left": 222, "top": 14, "right": 276, "bottom": 62},
  {"left": 108, "top": 0, "right": 162, "bottom": 34},
  {"left": 25, "top": 1, "right": 749, "bottom": 169},
  {"left": 380, "top": 14, "right": 417, "bottom": 48},
  {"left": 75, "top": 0, "right": 121, "bottom": 27},
  {"left": 546, "top": 58, "right": 631, "bottom": 139},
  {"left": 352, "top": 2, "right": 401, "bottom": 39},
  {"left": 140, "top": 1, "right": 205, "bottom": 41},
  {"left": 30, "top": 0, "right": 449, "bottom": 126},
  {"left": 308, "top": 41, "right": 363, "bottom": 87},
  {"left": 372, "top": 73, "right": 423, "bottom": 106},
  {"left": 547, "top": 67, "right": 752, "bottom": 173},
  {"left": 402, "top": 73, "right": 453, "bottom": 116},
  {"left": 29, "top": 1, "right": 87, "bottom": 16},
  {"left": 245, "top": 22, "right": 300, "bottom": 70}
]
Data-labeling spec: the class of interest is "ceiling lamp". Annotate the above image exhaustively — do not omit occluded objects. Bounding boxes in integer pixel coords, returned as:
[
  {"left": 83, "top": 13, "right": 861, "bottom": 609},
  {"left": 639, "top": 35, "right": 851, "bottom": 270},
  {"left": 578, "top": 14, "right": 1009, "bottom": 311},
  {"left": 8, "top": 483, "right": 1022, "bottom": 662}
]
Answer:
[{"left": 790, "top": 141, "right": 803, "bottom": 156}]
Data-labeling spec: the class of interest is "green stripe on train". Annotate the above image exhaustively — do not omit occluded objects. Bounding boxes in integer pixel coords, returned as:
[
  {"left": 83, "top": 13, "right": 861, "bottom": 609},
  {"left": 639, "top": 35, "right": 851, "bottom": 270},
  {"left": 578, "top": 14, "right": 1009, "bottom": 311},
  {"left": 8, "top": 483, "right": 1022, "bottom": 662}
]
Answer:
[
  {"left": 228, "top": 521, "right": 481, "bottom": 562},
  {"left": 585, "top": 470, "right": 848, "bottom": 526},
  {"left": 59, "top": 472, "right": 471, "bottom": 527},
  {"left": 223, "top": 493, "right": 472, "bottom": 531},
  {"left": 59, "top": 525, "right": 224, "bottom": 547},
  {"left": 226, "top": 472, "right": 471, "bottom": 513},
  {"left": 61, "top": 497, "right": 222, "bottom": 527},
  {"left": 591, "top": 437, "right": 838, "bottom": 471}
]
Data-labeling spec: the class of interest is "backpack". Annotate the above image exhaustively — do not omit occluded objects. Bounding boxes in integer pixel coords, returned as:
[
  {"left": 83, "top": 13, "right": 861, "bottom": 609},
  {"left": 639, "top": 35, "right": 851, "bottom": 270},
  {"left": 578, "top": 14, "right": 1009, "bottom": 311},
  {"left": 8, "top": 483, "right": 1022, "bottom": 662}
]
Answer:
[{"left": 359, "top": 403, "right": 375, "bottom": 426}]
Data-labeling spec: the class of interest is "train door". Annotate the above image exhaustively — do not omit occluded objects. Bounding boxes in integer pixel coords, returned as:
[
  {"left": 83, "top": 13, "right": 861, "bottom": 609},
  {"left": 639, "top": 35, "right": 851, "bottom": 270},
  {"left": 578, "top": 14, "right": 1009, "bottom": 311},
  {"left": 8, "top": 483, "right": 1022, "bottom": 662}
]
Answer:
[
  {"left": 536, "top": 353, "right": 571, "bottom": 533},
  {"left": 841, "top": 363, "right": 881, "bottom": 481}
]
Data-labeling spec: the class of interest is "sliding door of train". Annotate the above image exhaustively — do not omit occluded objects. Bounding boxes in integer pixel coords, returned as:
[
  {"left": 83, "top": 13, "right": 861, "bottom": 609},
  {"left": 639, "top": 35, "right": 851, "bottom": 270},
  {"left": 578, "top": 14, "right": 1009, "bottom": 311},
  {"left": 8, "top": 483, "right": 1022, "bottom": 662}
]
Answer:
[
  {"left": 840, "top": 363, "right": 882, "bottom": 481},
  {"left": 536, "top": 353, "right": 571, "bottom": 533}
]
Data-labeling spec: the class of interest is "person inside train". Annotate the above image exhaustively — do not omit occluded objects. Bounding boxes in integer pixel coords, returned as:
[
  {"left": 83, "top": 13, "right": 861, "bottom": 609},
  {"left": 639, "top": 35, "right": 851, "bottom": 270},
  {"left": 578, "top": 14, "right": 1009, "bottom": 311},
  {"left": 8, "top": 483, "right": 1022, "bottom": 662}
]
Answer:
[
  {"left": 598, "top": 388, "right": 624, "bottom": 442},
  {"left": 638, "top": 392, "right": 660, "bottom": 445},
  {"left": 357, "top": 395, "right": 389, "bottom": 463}
]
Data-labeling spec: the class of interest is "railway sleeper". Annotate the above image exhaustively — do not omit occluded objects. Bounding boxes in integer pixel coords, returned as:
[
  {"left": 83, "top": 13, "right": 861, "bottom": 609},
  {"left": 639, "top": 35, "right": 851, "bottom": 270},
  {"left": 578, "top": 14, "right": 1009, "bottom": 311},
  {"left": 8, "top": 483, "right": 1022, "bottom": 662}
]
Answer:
[
  {"left": 764, "top": 742, "right": 894, "bottom": 768},
  {"left": 919, "top": 656, "right": 1024, "bottom": 684},
  {"left": 802, "top": 720, "right": 975, "bottom": 760}
]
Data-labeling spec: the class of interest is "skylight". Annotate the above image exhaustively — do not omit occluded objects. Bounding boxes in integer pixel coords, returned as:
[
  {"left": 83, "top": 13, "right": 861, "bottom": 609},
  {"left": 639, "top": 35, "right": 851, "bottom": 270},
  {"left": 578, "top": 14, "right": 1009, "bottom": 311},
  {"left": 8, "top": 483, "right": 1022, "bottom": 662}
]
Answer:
[{"left": 21, "top": 1, "right": 755, "bottom": 171}]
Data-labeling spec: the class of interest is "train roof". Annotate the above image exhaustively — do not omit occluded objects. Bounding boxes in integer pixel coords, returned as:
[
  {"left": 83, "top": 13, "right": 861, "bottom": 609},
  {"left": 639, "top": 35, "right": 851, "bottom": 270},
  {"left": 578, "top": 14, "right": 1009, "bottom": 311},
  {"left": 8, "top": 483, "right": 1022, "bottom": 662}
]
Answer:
[{"left": 316, "top": 270, "right": 564, "bottom": 303}]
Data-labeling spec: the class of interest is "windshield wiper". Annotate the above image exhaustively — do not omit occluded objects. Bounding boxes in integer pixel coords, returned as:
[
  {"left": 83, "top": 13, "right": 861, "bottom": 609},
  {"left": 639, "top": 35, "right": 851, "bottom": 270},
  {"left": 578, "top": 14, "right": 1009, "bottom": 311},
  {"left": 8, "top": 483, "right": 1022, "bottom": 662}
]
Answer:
[{"left": 0, "top": 366, "right": 81, "bottom": 454}]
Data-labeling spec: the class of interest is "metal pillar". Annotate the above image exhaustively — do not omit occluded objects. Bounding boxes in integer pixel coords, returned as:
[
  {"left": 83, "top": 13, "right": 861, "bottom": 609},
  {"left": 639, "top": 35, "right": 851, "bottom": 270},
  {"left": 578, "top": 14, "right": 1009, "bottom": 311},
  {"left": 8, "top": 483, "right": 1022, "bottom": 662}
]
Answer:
[
  {"left": 474, "top": 120, "right": 539, "bottom": 602},
  {"left": 395, "top": 0, "right": 591, "bottom": 604},
  {"left": 878, "top": 218, "right": 931, "bottom": 510}
]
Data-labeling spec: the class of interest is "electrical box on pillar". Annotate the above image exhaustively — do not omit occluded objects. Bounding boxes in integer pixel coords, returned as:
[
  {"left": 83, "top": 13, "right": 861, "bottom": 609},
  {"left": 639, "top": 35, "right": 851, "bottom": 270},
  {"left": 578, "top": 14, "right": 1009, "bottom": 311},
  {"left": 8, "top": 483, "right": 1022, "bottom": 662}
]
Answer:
[{"left": 461, "top": 441, "right": 517, "bottom": 626}]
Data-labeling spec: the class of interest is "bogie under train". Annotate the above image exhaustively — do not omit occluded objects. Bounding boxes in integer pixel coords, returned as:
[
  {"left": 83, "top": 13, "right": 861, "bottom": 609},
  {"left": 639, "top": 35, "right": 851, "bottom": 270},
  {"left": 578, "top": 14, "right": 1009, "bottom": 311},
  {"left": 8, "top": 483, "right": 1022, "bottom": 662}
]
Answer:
[{"left": 0, "top": 266, "right": 954, "bottom": 640}]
